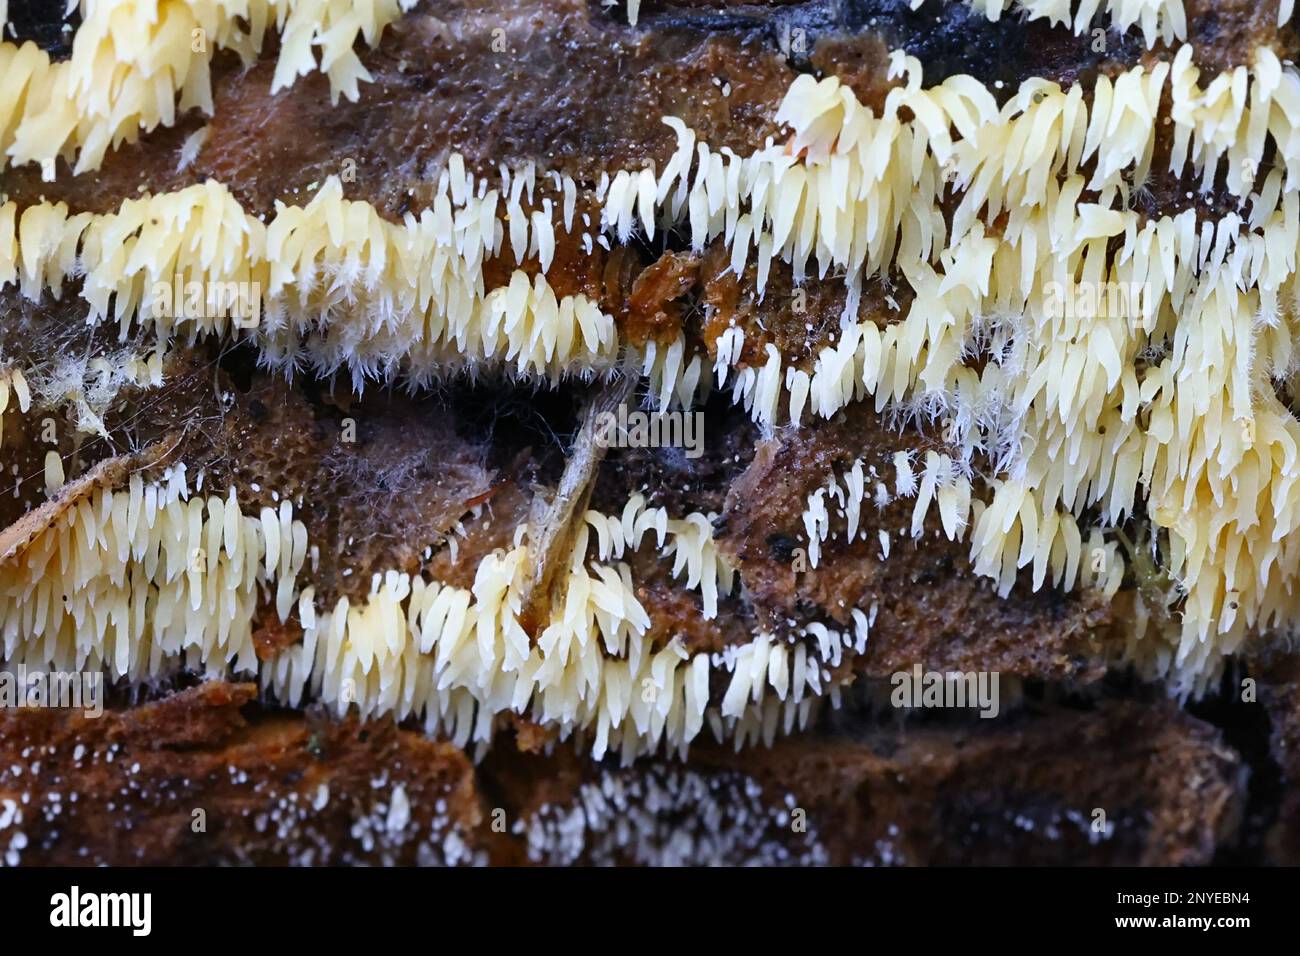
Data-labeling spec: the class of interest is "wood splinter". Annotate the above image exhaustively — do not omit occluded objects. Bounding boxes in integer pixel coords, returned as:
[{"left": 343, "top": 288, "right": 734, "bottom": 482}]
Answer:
[{"left": 517, "top": 362, "right": 639, "bottom": 639}]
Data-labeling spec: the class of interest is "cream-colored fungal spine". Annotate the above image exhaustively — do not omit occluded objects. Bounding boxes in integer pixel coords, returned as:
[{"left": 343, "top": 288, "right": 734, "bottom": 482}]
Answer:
[
  {"left": 642, "top": 335, "right": 711, "bottom": 411},
  {"left": 1, "top": 162, "right": 707, "bottom": 396},
  {"left": 0, "top": 464, "right": 308, "bottom": 681},
  {"left": 0, "top": 0, "right": 416, "bottom": 178},
  {"left": 712, "top": 609, "right": 870, "bottom": 751},
  {"left": 274, "top": 493, "right": 861, "bottom": 758},
  {"left": 0, "top": 463, "right": 837, "bottom": 757},
  {"left": 258, "top": 176, "right": 617, "bottom": 383},
  {"left": 967, "top": 479, "right": 1126, "bottom": 599},
  {"left": 801, "top": 452, "right": 971, "bottom": 568}
]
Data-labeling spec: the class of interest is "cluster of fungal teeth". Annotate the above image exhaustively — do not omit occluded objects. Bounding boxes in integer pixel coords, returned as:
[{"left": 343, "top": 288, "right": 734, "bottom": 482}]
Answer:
[
  {"left": 281, "top": 493, "right": 860, "bottom": 760},
  {"left": 0, "top": 465, "right": 309, "bottom": 683},
  {"left": 801, "top": 450, "right": 1125, "bottom": 595},
  {"left": 611, "top": 0, "right": 1291, "bottom": 48},
  {"left": 0, "top": 0, "right": 416, "bottom": 178},
  {"left": 0, "top": 457, "right": 864, "bottom": 758},
  {"left": 928, "top": 0, "right": 1190, "bottom": 48},
  {"left": 3, "top": 172, "right": 625, "bottom": 389},
  {"left": 5, "top": 0, "right": 1300, "bottom": 767}
]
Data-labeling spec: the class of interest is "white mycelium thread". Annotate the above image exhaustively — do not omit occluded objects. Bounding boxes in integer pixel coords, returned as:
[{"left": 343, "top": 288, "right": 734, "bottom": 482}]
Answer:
[
  {"left": 23, "top": 348, "right": 167, "bottom": 440},
  {"left": 0, "top": 366, "right": 31, "bottom": 452},
  {"left": 801, "top": 453, "right": 971, "bottom": 569},
  {"left": 0, "top": 0, "right": 416, "bottom": 177},
  {"left": 0, "top": 465, "right": 308, "bottom": 682}
]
